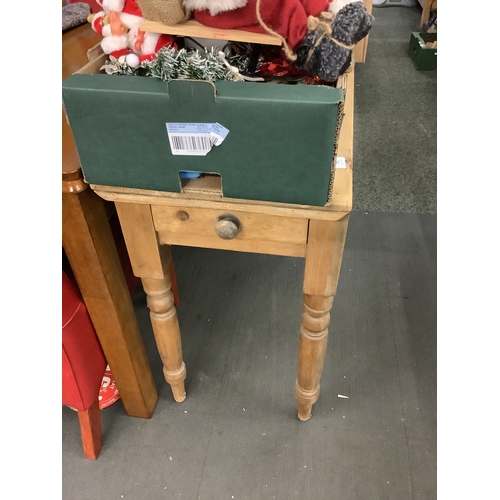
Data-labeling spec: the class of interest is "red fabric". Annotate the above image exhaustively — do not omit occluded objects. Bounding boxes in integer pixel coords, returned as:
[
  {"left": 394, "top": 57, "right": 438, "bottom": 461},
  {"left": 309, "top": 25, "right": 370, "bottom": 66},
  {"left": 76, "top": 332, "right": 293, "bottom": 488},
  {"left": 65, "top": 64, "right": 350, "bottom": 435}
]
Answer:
[
  {"left": 122, "top": 0, "right": 142, "bottom": 17},
  {"left": 193, "top": 0, "right": 331, "bottom": 50},
  {"left": 90, "top": 13, "right": 104, "bottom": 35},
  {"left": 62, "top": 271, "right": 106, "bottom": 412},
  {"left": 66, "top": 0, "right": 102, "bottom": 14},
  {"left": 139, "top": 34, "right": 176, "bottom": 62}
]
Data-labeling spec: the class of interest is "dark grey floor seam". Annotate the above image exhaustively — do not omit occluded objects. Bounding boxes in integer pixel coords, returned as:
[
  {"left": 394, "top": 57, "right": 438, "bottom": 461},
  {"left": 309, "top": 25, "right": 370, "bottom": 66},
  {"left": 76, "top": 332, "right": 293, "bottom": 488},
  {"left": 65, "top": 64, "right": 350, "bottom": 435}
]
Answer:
[{"left": 387, "top": 289, "right": 416, "bottom": 500}]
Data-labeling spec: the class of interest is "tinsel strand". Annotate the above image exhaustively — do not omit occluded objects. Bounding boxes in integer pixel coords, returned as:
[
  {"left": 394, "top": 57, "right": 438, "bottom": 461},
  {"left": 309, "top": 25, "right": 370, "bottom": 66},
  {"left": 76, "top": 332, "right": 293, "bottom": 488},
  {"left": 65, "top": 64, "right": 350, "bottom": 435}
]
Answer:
[{"left": 101, "top": 47, "right": 248, "bottom": 83}]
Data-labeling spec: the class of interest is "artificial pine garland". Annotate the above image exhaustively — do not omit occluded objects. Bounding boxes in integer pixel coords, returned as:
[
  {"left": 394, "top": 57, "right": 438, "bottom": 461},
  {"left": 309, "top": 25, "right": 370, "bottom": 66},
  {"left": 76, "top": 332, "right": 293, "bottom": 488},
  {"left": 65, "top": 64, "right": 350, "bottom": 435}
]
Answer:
[{"left": 101, "top": 46, "right": 247, "bottom": 82}]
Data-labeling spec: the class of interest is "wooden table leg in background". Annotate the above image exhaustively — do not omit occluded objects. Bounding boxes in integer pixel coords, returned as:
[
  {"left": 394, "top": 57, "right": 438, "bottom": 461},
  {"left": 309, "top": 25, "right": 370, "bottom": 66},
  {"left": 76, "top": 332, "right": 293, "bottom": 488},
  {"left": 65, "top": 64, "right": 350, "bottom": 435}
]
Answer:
[
  {"left": 63, "top": 171, "right": 158, "bottom": 418},
  {"left": 419, "top": 0, "right": 437, "bottom": 28},
  {"left": 62, "top": 24, "right": 158, "bottom": 419},
  {"left": 295, "top": 215, "right": 350, "bottom": 421},
  {"left": 115, "top": 202, "right": 187, "bottom": 403}
]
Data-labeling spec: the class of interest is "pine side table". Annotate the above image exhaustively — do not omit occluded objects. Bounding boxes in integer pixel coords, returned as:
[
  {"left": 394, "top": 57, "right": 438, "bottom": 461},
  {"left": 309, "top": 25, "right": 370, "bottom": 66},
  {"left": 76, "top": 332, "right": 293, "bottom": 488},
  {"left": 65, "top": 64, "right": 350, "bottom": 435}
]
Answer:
[{"left": 89, "top": 68, "right": 355, "bottom": 421}]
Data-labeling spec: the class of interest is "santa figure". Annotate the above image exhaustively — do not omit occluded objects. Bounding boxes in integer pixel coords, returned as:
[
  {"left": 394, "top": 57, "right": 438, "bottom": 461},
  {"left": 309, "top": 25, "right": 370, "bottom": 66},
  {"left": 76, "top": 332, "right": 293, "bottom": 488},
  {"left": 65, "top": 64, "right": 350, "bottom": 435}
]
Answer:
[
  {"left": 89, "top": 0, "right": 146, "bottom": 62},
  {"left": 95, "top": 0, "right": 144, "bottom": 29},
  {"left": 88, "top": 10, "right": 129, "bottom": 61},
  {"left": 182, "top": 0, "right": 333, "bottom": 60},
  {"left": 125, "top": 26, "right": 177, "bottom": 67}
]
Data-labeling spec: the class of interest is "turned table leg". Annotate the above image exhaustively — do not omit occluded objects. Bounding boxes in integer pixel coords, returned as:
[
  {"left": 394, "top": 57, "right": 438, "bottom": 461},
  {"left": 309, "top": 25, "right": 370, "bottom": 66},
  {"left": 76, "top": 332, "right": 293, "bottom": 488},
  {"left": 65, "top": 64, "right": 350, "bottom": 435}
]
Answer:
[
  {"left": 295, "top": 215, "right": 349, "bottom": 421},
  {"left": 115, "top": 202, "right": 186, "bottom": 402},
  {"left": 142, "top": 273, "right": 186, "bottom": 402}
]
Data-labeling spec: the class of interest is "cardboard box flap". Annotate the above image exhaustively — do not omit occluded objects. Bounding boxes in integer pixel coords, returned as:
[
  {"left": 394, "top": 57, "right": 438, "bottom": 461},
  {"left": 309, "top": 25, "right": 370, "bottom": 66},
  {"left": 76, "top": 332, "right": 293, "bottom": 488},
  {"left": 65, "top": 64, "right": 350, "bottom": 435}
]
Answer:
[
  {"left": 63, "top": 74, "right": 343, "bottom": 103},
  {"left": 214, "top": 80, "right": 344, "bottom": 104}
]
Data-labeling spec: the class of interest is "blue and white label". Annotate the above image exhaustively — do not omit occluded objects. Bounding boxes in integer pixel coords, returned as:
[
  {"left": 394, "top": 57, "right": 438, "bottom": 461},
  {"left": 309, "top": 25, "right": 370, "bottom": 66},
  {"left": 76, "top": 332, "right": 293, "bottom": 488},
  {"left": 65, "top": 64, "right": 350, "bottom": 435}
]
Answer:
[
  {"left": 166, "top": 122, "right": 229, "bottom": 156},
  {"left": 209, "top": 122, "right": 230, "bottom": 146}
]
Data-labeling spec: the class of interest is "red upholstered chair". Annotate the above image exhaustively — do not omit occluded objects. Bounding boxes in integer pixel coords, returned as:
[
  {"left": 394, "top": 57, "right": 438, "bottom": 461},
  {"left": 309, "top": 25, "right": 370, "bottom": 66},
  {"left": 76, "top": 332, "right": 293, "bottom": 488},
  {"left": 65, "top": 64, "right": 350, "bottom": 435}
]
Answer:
[
  {"left": 62, "top": 270, "right": 107, "bottom": 460},
  {"left": 62, "top": 207, "right": 180, "bottom": 460},
  {"left": 62, "top": 263, "right": 180, "bottom": 460}
]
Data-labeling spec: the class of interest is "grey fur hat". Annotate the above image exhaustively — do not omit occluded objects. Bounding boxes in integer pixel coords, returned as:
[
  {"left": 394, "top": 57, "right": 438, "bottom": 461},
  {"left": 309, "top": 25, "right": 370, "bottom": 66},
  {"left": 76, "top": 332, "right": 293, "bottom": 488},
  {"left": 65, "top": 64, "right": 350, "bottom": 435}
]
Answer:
[{"left": 295, "top": 2, "right": 374, "bottom": 82}]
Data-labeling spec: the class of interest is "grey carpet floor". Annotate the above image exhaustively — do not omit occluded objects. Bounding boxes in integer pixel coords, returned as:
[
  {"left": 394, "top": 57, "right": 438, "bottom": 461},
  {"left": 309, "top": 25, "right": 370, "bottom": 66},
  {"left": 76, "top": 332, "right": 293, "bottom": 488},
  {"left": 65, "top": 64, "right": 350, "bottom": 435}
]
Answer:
[
  {"left": 62, "top": 212, "right": 437, "bottom": 500},
  {"left": 62, "top": 5, "right": 437, "bottom": 500},
  {"left": 353, "top": 6, "right": 436, "bottom": 214}
]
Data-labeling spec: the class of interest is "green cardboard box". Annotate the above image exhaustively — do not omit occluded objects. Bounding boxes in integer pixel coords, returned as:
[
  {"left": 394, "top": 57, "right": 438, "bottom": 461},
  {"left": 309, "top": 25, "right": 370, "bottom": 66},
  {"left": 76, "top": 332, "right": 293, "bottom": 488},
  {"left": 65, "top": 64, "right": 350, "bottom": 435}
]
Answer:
[
  {"left": 62, "top": 54, "right": 345, "bottom": 207},
  {"left": 408, "top": 32, "right": 437, "bottom": 70}
]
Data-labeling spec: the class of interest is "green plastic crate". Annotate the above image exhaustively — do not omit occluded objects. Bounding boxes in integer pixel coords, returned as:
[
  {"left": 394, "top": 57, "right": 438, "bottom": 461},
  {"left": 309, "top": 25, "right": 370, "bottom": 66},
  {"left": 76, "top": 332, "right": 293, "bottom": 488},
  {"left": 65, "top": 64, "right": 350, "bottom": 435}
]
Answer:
[{"left": 408, "top": 32, "right": 437, "bottom": 70}]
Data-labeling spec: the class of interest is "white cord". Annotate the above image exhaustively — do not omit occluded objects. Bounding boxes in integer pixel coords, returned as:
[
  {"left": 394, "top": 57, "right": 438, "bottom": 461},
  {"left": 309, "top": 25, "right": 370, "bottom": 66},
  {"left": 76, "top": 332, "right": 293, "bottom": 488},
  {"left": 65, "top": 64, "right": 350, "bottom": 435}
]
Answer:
[{"left": 218, "top": 51, "right": 264, "bottom": 82}]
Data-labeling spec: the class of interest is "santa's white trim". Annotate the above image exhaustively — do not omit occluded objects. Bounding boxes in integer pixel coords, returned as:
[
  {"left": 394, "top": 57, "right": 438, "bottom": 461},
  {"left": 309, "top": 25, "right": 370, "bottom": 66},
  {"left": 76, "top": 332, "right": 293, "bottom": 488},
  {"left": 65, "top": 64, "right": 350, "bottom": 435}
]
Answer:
[
  {"left": 141, "top": 33, "right": 161, "bottom": 55},
  {"left": 126, "top": 53, "right": 141, "bottom": 68},
  {"left": 120, "top": 12, "right": 143, "bottom": 29},
  {"left": 101, "top": 34, "right": 129, "bottom": 54},
  {"left": 329, "top": 0, "right": 362, "bottom": 15},
  {"left": 182, "top": 0, "right": 247, "bottom": 16},
  {"left": 96, "top": 0, "right": 125, "bottom": 12},
  {"left": 102, "top": 24, "right": 112, "bottom": 37}
]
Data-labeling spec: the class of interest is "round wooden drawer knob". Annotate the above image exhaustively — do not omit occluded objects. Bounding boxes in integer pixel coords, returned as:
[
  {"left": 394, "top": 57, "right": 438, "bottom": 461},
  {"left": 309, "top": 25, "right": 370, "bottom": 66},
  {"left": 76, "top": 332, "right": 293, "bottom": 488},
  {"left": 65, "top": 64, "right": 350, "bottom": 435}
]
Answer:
[
  {"left": 214, "top": 214, "right": 241, "bottom": 240},
  {"left": 176, "top": 210, "right": 189, "bottom": 221}
]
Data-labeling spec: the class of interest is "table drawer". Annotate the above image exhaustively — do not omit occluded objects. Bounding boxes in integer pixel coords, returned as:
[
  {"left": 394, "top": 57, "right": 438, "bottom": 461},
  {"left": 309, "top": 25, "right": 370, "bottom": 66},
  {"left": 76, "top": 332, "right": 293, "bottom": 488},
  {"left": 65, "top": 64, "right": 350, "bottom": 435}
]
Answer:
[{"left": 151, "top": 205, "right": 309, "bottom": 257}]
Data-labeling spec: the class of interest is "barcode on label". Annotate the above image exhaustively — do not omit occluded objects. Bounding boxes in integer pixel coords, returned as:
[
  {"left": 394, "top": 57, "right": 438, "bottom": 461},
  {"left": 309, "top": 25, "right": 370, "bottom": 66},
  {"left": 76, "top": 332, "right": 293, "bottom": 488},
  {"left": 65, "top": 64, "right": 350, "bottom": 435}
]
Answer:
[{"left": 169, "top": 134, "right": 212, "bottom": 155}]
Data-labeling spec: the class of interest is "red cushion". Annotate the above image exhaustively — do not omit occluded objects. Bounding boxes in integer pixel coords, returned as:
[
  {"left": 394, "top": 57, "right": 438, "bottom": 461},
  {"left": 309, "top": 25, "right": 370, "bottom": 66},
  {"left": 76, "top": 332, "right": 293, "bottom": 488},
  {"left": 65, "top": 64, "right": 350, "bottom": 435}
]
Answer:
[{"left": 62, "top": 271, "right": 106, "bottom": 411}]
